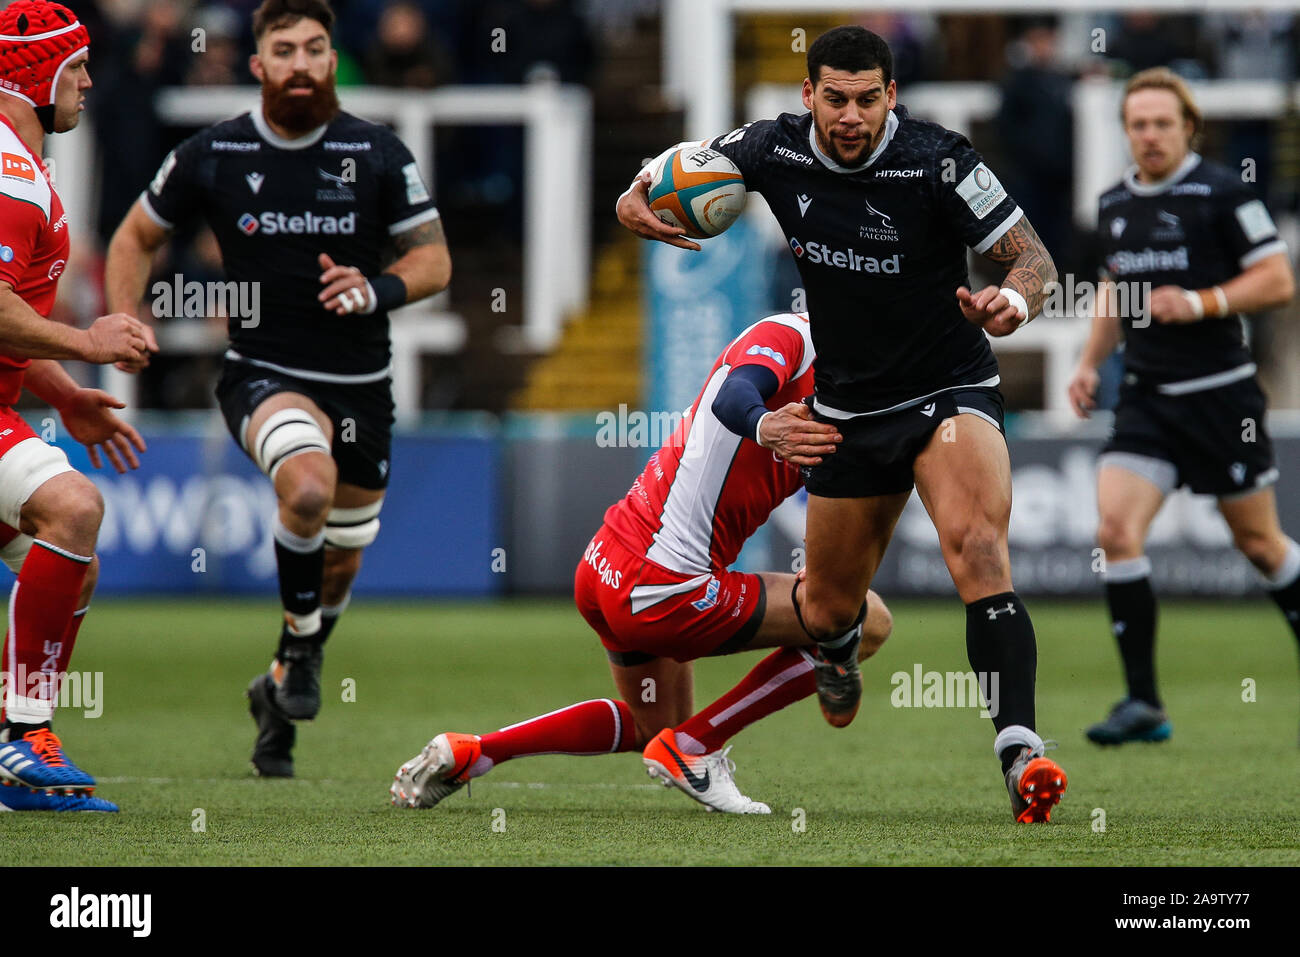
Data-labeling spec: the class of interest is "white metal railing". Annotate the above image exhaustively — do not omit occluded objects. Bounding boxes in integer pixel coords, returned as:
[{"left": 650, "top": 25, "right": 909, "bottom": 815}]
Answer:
[
  {"left": 49, "top": 84, "right": 592, "bottom": 421},
  {"left": 149, "top": 84, "right": 592, "bottom": 352}
]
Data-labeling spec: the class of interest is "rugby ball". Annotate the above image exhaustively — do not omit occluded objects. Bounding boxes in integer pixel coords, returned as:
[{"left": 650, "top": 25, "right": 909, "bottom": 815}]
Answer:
[{"left": 647, "top": 145, "right": 746, "bottom": 239}]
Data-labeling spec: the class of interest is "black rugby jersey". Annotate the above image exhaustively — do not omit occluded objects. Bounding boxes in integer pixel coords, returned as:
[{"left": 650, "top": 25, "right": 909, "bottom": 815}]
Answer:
[
  {"left": 708, "top": 105, "right": 1023, "bottom": 414},
  {"left": 142, "top": 110, "right": 440, "bottom": 380},
  {"left": 1096, "top": 153, "right": 1287, "bottom": 388}
]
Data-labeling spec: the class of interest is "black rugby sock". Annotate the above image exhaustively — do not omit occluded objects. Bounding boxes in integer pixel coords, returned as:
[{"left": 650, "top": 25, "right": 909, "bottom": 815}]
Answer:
[
  {"left": 965, "top": 591, "right": 1037, "bottom": 736},
  {"left": 1104, "top": 557, "right": 1159, "bottom": 708},
  {"left": 273, "top": 518, "right": 325, "bottom": 652}
]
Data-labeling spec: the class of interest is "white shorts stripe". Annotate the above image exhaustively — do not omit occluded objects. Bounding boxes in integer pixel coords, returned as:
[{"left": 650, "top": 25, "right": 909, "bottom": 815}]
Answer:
[
  {"left": 629, "top": 574, "right": 713, "bottom": 615},
  {"left": 1156, "top": 362, "right": 1256, "bottom": 396},
  {"left": 955, "top": 406, "right": 1001, "bottom": 431},
  {"left": 226, "top": 350, "right": 391, "bottom": 385}
]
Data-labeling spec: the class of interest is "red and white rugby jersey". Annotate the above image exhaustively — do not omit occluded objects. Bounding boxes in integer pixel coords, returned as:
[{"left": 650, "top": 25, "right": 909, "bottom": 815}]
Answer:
[
  {"left": 604, "top": 313, "right": 816, "bottom": 575},
  {"left": 0, "top": 113, "right": 67, "bottom": 406}
]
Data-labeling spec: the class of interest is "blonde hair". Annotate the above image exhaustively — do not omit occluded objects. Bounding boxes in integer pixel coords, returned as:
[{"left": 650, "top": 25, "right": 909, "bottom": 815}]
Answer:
[{"left": 1121, "top": 67, "right": 1202, "bottom": 141}]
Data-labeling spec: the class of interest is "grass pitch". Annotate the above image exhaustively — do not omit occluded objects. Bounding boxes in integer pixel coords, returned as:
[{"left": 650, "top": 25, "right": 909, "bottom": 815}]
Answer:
[{"left": 1, "top": 597, "right": 1297, "bottom": 866}]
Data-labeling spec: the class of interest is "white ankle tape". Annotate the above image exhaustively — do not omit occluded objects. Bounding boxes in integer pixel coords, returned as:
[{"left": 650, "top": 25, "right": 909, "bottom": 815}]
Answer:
[
  {"left": 286, "top": 609, "right": 322, "bottom": 636},
  {"left": 273, "top": 516, "right": 325, "bottom": 554},
  {"left": 1263, "top": 538, "right": 1300, "bottom": 589},
  {"left": 993, "top": 725, "right": 1043, "bottom": 758},
  {"left": 1104, "top": 555, "right": 1151, "bottom": 583}
]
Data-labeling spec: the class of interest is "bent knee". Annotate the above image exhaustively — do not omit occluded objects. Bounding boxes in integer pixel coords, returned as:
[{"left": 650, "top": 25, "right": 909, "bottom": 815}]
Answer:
[
  {"left": 803, "top": 597, "right": 865, "bottom": 641},
  {"left": 1096, "top": 514, "right": 1146, "bottom": 559},
  {"left": 280, "top": 476, "right": 335, "bottom": 526},
  {"left": 27, "top": 475, "right": 103, "bottom": 545}
]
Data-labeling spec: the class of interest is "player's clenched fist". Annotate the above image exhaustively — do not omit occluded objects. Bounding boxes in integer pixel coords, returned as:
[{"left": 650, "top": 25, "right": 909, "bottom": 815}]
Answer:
[
  {"left": 956, "top": 285, "right": 1027, "bottom": 337},
  {"left": 616, "top": 177, "right": 702, "bottom": 252},
  {"left": 83, "top": 313, "right": 157, "bottom": 365},
  {"left": 1067, "top": 363, "right": 1101, "bottom": 419},
  {"left": 757, "top": 401, "right": 842, "bottom": 466},
  {"left": 318, "top": 252, "right": 377, "bottom": 315}
]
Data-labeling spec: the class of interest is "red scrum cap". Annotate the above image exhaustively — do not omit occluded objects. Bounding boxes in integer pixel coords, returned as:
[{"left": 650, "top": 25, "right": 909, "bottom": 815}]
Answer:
[{"left": 0, "top": 1, "right": 89, "bottom": 130}]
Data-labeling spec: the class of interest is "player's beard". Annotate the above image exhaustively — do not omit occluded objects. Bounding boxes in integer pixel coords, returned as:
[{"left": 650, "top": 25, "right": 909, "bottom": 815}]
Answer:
[
  {"left": 262, "top": 71, "right": 339, "bottom": 134},
  {"left": 813, "top": 114, "right": 871, "bottom": 167}
]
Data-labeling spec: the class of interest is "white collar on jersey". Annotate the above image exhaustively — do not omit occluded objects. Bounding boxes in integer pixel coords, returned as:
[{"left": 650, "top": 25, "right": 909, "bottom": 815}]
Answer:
[
  {"left": 250, "top": 107, "right": 328, "bottom": 150},
  {"left": 1123, "top": 151, "right": 1201, "bottom": 196},
  {"left": 807, "top": 109, "right": 899, "bottom": 174}
]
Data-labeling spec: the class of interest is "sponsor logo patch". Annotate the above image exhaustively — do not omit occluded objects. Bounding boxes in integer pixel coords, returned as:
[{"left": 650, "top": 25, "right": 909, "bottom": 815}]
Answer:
[
  {"left": 149, "top": 150, "right": 177, "bottom": 195},
  {"left": 1, "top": 153, "right": 35, "bottom": 181},
  {"left": 773, "top": 144, "right": 814, "bottom": 165},
  {"left": 1106, "top": 246, "right": 1189, "bottom": 276},
  {"left": 237, "top": 211, "right": 357, "bottom": 236},
  {"left": 401, "top": 162, "right": 430, "bottom": 205},
  {"left": 955, "top": 163, "right": 1006, "bottom": 220},
  {"left": 1235, "top": 199, "right": 1277, "bottom": 244},
  {"left": 745, "top": 344, "right": 787, "bottom": 366},
  {"left": 691, "top": 576, "right": 721, "bottom": 612}
]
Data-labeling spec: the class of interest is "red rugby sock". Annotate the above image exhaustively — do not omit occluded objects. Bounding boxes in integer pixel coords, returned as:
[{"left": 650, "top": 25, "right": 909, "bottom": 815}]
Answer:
[
  {"left": 2, "top": 541, "right": 91, "bottom": 725},
  {"left": 478, "top": 698, "right": 638, "bottom": 767},
  {"left": 674, "top": 647, "right": 815, "bottom": 754}
]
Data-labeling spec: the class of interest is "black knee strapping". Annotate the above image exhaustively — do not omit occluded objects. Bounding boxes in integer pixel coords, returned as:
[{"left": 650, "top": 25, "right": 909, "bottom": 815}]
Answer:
[{"left": 791, "top": 578, "right": 867, "bottom": 642}]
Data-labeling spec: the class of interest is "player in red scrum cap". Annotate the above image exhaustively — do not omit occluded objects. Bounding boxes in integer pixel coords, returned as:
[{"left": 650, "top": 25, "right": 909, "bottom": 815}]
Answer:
[{"left": 0, "top": 0, "right": 156, "bottom": 812}]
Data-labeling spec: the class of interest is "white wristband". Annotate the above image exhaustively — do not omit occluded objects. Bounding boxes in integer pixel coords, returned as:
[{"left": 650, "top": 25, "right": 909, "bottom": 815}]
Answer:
[
  {"left": 1181, "top": 288, "right": 1205, "bottom": 319},
  {"left": 999, "top": 287, "right": 1029, "bottom": 327},
  {"left": 755, "top": 410, "right": 772, "bottom": 445}
]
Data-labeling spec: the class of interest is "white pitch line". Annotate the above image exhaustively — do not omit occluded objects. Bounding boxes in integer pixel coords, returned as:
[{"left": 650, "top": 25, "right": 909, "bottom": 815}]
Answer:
[{"left": 96, "top": 776, "right": 662, "bottom": 791}]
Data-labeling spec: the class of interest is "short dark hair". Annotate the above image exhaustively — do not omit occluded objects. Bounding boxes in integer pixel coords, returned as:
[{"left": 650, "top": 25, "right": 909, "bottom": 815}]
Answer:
[
  {"left": 807, "top": 25, "right": 893, "bottom": 89},
  {"left": 252, "top": 0, "right": 334, "bottom": 42}
]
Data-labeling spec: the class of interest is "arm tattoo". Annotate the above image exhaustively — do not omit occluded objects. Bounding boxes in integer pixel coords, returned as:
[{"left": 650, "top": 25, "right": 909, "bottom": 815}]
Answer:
[
  {"left": 980, "top": 216, "right": 1057, "bottom": 321},
  {"left": 391, "top": 216, "right": 446, "bottom": 256}
]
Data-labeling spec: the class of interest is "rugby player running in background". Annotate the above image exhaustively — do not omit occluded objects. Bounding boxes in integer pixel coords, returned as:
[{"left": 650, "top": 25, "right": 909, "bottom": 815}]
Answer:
[
  {"left": 0, "top": 0, "right": 155, "bottom": 812},
  {"left": 103, "top": 0, "right": 450, "bottom": 777},
  {"left": 1069, "top": 68, "right": 1299, "bottom": 745},
  {"left": 619, "top": 26, "right": 1067, "bottom": 822},
  {"left": 392, "top": 313, "right": 893, "bottom": 814}
]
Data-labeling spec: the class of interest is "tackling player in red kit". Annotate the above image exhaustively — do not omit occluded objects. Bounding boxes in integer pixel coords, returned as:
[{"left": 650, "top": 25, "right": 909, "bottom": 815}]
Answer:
[
  {"left": 392, "top": 314, "right": 893, "bottom": 814},
  {"left": 0, "top": 0, "right": 155, "bottom": 813}
]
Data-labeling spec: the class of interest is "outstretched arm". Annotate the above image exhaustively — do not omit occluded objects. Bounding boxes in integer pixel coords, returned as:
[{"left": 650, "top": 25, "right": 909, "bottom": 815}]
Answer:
[{"left": 24, "top": 360, "right": 146, "bottom": 472}]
